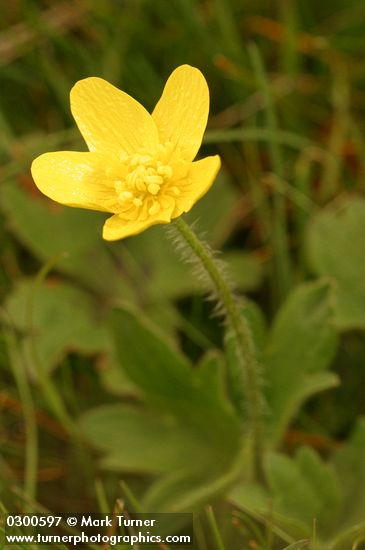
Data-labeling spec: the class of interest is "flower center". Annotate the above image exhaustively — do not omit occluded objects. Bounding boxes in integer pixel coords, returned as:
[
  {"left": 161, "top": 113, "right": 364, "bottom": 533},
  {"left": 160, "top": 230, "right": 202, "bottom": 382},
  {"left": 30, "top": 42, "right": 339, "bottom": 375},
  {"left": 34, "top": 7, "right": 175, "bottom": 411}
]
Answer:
[{"left": 110, "top": 144, "right": 183, "bottom": 220}]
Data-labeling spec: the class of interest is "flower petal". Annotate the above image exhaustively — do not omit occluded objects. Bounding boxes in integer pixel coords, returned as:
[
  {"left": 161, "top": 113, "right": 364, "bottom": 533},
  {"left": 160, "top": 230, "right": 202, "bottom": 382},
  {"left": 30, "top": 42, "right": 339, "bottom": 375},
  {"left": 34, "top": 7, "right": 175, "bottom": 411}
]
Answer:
[
  {"left": 173, "top": 155, "right": 221, "bottom": 217},
  {"left": 152, "top": 65, "right": 209, "bottom": 162},
  {"left": 103, "top": 210, "right": 173, "bottom": 241},
  {"left": 70, "top": 77, "right": 159, "bottom": 156},
  {"left": 31, "top": 151, "right": 117, "bottom": 212}
]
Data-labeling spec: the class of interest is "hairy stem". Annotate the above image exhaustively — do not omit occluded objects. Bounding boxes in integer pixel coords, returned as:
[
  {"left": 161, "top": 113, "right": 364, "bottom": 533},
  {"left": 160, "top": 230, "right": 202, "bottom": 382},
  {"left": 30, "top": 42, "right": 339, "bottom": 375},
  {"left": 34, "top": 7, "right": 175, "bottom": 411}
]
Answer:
[{"left": 173, "top": 217, "right": 265, "bottom": 482}]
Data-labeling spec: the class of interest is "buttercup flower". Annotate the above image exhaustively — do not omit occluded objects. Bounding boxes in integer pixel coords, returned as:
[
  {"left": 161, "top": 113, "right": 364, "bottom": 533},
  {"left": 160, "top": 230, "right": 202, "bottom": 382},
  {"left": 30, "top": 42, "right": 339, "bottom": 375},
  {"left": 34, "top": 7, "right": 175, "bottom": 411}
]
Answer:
[{"left": 31, "top": 65, "right": 221, "bottom": 240}]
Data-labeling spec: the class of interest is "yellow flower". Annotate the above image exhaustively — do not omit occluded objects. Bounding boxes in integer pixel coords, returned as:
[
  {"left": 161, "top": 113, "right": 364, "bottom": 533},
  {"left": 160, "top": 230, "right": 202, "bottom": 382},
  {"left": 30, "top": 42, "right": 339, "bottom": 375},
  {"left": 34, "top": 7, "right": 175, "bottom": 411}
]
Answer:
[{"left": 31, "top": 65, "right": 221, "bottom": 240}]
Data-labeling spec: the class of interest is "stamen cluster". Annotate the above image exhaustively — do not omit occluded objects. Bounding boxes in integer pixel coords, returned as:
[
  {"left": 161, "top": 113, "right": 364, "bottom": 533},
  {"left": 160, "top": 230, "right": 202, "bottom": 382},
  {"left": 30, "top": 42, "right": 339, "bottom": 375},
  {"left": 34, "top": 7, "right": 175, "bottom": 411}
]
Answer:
[{"left": 111, "top": 143, "right": 184, "bottom": 221}]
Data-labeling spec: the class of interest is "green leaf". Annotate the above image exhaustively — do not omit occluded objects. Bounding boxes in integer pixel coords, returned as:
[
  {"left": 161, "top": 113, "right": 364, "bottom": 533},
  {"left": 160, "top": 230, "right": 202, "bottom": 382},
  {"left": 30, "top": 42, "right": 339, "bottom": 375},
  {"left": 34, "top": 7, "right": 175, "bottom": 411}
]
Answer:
[
  {"left": 230, "top": 447, "right": 341, "bottom": 541},
  {"left": 266, "top": 452, "right": 325, "bottom": 533},
  {"left": 229, "top": 482, "right": 309, "bottom": 540},
  {"left": 143, "top": 455, "right": 242, "bottom": 512},
  {"left": 306, "top": 196, "right": 365, "bottom": 330},
  {"left": 295, "top": 447, "right": 341, "bottom": 533},
  {"left": 264, "top": 280, "right": 339, "bottom": 445},
  {"left": 96, "top": 344, "right": 140, "bottom": 398},
  {"left": 79, "top": 404, "right": 199, "bottom": 475},
  {"left": 110, "top": 304, "right": 193, "bottom": 412},
  {"left": 110, "top": 305, "right": 240, "bottom": 428},
  {"left": 4, "top": 278, "right": 108, "bottom": 373},
  {"left": 96, "top": 306, "right": 243, "bottom": 510}
]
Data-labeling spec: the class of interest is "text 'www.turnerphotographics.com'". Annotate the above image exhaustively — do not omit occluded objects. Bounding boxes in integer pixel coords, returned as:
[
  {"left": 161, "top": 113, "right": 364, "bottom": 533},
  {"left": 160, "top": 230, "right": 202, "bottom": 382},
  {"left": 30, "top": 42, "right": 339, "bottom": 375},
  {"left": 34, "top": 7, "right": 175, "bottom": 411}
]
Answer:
[{"left": 4, "top": 513, "right": 194, "bottom": 546}]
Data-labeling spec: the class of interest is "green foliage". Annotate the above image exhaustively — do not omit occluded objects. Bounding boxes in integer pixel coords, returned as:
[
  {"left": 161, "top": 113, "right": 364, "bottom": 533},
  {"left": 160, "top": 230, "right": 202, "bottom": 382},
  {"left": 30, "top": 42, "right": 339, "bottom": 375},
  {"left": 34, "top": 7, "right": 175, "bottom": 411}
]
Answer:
[
  {"left": 4, "top": 278, "right": 109, "bottom": 373},
  {"left": 223, "top": 281, "right": 339, "bottom": 454},
  {"left": 230, "top": 446, "right": 346, "bottom": 546},
  {"left": 80, "top": 404, "right": 194, "bottom": 474},
  {"left": 80, "top": 305, "right": 242, "bottom": 511},
  {"left": 306, "top": 196, "right": 365, "bottom": 330},
  {"left": 0, "top": 175, "right": 262, "bottom": 303},
  {"left": 264, "top": 280, "right": 339, "bottom": 446},
  {"left": 0, "top": 181, "right": 129, "bottom": 297},
  {"left": 1, "top": 1, "right": 365, "bottom": 548},
  {"left": 230, "top": 420, "right": 365, "bottom": 548},
  {"left": 265, "top": 448, "right": 341, "bottom": 535}
]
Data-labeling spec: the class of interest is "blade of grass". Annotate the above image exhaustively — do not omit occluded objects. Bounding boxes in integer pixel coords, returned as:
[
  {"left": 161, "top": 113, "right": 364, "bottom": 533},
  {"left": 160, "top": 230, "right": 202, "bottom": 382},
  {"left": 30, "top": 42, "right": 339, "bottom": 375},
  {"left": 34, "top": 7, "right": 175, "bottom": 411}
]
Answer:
[
  {"left": 204, "top": 127, "right": 320, "bottom": 152},
  {"left": 232, "top": 510, "right": 267, "bottom": 547},
  {"left": 26, "top": 253, "right": 78, "bottom": 436},
  {"left": 95, "top": 479, "right": 110, "bottom": 515},
  {"left": 319, "top": 57, "right": 350, "bottom": 201},
  {"left": 312, "top": 518, "right": 317, "bottom": 550},
  {"left": 120, "top": 481, "right": 143, "bottom": 514},
  {"left": 2, "top": 316, "right": 38, "bottom": 512},
  {"left": 194, "top": 514, "right": 208, "bottom": 550},
  {"left": 242, "top": 135, "right": 273, "bottom": 244},
  {"left": 205, "top": 505, "right": 226, "bottom": 550},
  {"left": 231, "top": 508, "right": 295, "bottom": 545},
  {"left": 278, "top": 0, "right": 301, "bottom": 78},
  {"left": 213, "top": 0, "right": 246, "bottom": 65},
  {"left": 268, "top": 174, "right": 316, "bottom": 214},
  {"left": 248, "top": 43, "right": 292, "bottom": 305}
]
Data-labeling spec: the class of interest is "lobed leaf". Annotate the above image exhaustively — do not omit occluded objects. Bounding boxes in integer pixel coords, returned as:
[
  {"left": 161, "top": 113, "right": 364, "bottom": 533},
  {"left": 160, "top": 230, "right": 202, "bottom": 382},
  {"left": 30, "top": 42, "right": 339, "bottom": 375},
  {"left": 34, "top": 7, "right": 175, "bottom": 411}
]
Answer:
[
  {"left": 264, "top": 280, "right": 339, "bottom": 445},
  {"left": 230, "top": 447, "right": 342, "bottom": 542},
  {"left": 79, "top": 305, "right": 243, "bottom": 511}
]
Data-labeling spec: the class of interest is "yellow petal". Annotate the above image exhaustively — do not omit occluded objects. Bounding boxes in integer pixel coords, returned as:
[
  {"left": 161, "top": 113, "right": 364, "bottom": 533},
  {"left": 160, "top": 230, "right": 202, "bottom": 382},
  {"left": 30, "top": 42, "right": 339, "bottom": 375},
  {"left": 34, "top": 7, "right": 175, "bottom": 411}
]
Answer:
[
  {"left": 31, "top": 151, "right": 116, "bottom": 212},
  {"left": 152, "top": 65, "right": 209, "bottom": 162},
  {"left": 173, "top": 155, "right": 221, "bottom": 217},
  {"left": 103, "top": 209, "right": 173, "bottom": 241},
  {"left": 70, "top": 77, "right": 159, "bottom": 156}
]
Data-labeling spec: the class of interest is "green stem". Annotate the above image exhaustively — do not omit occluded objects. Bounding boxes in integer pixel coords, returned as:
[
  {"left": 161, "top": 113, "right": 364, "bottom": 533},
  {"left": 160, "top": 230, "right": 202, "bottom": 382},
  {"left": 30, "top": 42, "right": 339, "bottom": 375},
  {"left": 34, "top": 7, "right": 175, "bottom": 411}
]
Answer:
[
  {"left": 26, "top": 254, "right": 78, "bottom": 436},
  {"left": 205, "top": 506, "right": 227, "bottom": 550},
  {"left": 249, "top": 43, "right": 292, "bottom": 305},
  {"left": 319, "top": 57, "right": 349, "bottom": 202},
  {"left": 3, "top": 321, "right": 38, "bottom": 509},
  {"left": 174, "top": 218, "right": 265, "bottom": 483},
  {"left": 294, "top": 149, "right": 320, "bottom": 271},
  {"left": 120, "top": 480, "right": 143, "bottom": 513},
  {"left": 204, "top": 127, "right": 318, "bottom": 152}
]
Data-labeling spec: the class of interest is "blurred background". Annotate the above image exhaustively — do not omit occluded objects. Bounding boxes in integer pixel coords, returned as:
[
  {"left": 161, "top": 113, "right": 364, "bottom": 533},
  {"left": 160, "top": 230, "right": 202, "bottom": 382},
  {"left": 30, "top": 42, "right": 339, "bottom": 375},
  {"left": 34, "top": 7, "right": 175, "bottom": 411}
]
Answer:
[{"left": 1, "top": 0, "right": 365, "bottom": 546}]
